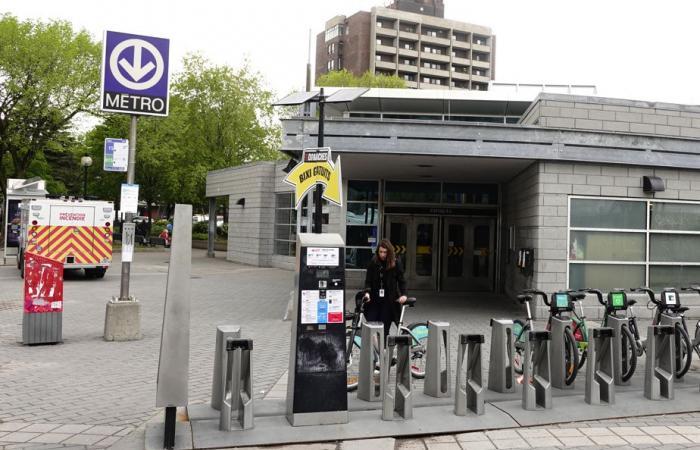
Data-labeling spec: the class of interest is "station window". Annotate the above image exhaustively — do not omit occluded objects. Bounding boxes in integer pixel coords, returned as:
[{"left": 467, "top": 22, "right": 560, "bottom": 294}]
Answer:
[
  {"left": 346, "top": 180, "right": 379, "bottom": 269},
  {"left": 274, "top": 193, "right": 297, "bottom": 257},
  {"left": 442, "top": 183, "right": 498, "bottom": 205},
  {"left": 385, "top": 181, "right": 440, "bottom": 203},
  {"left": 568, "top": 198, "right": 700, "bottom": 290}
]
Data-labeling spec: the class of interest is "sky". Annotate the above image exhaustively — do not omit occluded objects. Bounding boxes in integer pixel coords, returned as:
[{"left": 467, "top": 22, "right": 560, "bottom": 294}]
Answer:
[{"left": 3, "top": 0, "right": 700, "bottom": 105}]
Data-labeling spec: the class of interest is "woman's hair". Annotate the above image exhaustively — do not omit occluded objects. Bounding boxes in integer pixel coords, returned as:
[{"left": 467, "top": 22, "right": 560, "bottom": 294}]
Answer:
[{"left": 374, "top": 238, "right": 396, "bottom": 269}]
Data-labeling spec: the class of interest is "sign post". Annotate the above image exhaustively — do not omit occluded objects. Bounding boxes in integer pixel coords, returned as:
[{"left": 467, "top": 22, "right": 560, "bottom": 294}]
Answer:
[{"left": 101, "top": 30, "right": 170, "bottom": 343}]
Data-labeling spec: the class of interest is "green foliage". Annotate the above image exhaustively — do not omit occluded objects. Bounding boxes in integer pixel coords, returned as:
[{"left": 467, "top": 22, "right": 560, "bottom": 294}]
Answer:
[
  {"left": 316, "top": 69, "right": 406, "bottom": 88},
  {"left": 192, "top": 232, "right": 208, "bottom": 241},
  {"left": 217, "top": 223, "right": 228, "bottom": 238},
  {"left": 192, "top": 221, "right": 208, "bottom": 234},
  {"left": 0, "top": 14, "right": 100, "bottom": 197}
]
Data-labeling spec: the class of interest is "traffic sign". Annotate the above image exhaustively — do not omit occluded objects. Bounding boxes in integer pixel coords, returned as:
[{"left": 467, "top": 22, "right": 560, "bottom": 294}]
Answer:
[
  {"left": 283, "top": 147, "right": 343, "bottom": 209},
  {"left": 104, "top": 138, "right": 129, "bottom": 172},
  {"left": 101, "top": 31, "right": 170, "bottom": 116}
]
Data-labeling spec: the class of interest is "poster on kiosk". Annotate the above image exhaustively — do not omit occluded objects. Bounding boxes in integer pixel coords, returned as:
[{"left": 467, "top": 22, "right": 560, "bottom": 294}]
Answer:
[{"left": 23, "top": 252, "right": 64, "bottom": 345}]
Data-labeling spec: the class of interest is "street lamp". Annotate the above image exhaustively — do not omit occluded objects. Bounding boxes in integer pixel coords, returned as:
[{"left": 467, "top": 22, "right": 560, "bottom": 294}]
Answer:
[{"left": 80, "top": 155, "right": 93, "bottom": 198}]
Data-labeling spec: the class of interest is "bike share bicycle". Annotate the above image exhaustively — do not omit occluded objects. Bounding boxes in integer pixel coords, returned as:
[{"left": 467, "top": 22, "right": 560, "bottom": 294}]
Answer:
[
  {"left": 682, "top": 285, "right": 700, "bottom": 359},
  {"left": 345, "top": 290, "right": 427, "bottom": 391},
  {"left": 512, "top": 289, "right": 580, "bottom": 385},
  {"left": 586, "top": 288, "right": 638, "bottom": 382},
  {"left": 632, "top": 286, "right": 692, "bottom": 379}
]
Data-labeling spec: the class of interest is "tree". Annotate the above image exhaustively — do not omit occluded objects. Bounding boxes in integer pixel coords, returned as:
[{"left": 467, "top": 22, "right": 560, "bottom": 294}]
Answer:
[
  {"left": 316, "top": 69, "right": 406, "bottom": 88},
  {"left": 0, "top": 14, "right": 100, "bottom": 199}
]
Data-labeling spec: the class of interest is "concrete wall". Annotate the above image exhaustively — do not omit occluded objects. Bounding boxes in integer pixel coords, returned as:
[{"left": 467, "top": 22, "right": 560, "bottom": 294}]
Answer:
[{"left": 521, "top": 93, "right": 700, "bottom": 139}]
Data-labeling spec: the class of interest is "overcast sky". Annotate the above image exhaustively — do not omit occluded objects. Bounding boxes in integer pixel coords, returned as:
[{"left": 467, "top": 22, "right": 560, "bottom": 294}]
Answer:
[{"left": 4, "top": 0, "right": 700, "bottom": 105}]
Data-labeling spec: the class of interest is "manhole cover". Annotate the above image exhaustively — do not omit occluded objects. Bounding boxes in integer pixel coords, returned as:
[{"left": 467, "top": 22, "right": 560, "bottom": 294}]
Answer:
[{"left": 0, "top": 300, "right": 22, "bottom": 312}]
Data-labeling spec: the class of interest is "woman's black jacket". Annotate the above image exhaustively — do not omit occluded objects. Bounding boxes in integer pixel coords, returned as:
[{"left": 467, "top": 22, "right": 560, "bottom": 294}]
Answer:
[{"left": 363, "top": 257, "right": 407, "bottom": 324}]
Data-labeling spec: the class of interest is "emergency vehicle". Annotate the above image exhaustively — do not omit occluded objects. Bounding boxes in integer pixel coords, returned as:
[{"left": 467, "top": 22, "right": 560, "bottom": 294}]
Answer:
[{"left": 18, "top": 197, "right": 115, "bottom": 278}]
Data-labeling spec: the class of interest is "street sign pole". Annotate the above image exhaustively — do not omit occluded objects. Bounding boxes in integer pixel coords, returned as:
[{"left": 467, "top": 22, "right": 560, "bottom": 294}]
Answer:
[{"left": 119, "top": 115, "right": 137, "bottom": 300}]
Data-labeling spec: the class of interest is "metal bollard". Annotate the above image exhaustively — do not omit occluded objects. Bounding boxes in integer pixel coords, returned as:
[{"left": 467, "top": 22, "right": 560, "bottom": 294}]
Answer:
[
  {"left": 607, "top": 316, "right": 633, "bottom": 386},
  {"left": 644, "top": 325, "right": 675, "bottom": 401},
  {"left": 522, "top": 330, "right": 552, "bottom": 411},
  {"left": 455, "top": 334, "right": 485, "bottom": 416},
  {"left": 488, "top": 319, "right": 515, "bottom": 393},
  {"left": 357, "top": 321, "right": 384, "bottom": 402},
  {"left": 211, "top": 325, "right": 242, "bottom": 410},
  {"left": 381, "top": 335, "right": 413, "bottom": 421},
  {"left": 424, "top": 321, "right": 451, "bottom": 398},
  {"left": 220, "top": 338, "right": 254, "bottom": 431},
  {"left": 549, "top": 316, "right": 574, "bottom": 390},
  {"left": 585, "top": 327, "right": 615, "bottom": 405},
  {"left": 659, "top": 314, "right": 685, "bottom": 380}
]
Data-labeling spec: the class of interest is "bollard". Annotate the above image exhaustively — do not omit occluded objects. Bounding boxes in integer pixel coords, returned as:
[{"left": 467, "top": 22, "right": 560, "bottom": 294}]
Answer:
[
  {"left": 211, "top": 325, "right": 242, "bottom": 410},
  {"left": 424, "top": 321, "right": 451, "bottom": 398},
  {"left": 488, "top": 319, "right": 515, "bottom": 393},
  {"left": 549, "top": 316, "right": 574, "bottom": 390},
  {"left": 658, "top": 314, "right": 685, "bottom": 380},
  {"left": 381, "top": 335, "right": 413, "bottom": 420},
  {"left": 357, "top": 321, "right": 384, "bottom": 402},
  {"left": 607, "top": 316, "right": 633, "bottom": 386},
  {"left": 455, "top": 334, "right": 485, "bottom": 416},
  {"left": 522, "top": 330, "right": 552, "bottom": 411},
  {"left": 644, "top": 325, "right": 675, "bottom": 400},
  {"left": 220, "top": 338, "right": 254, "bottom": 431},
  {"left": 585, "top": 327, "right": 615, "bottom": 405}
]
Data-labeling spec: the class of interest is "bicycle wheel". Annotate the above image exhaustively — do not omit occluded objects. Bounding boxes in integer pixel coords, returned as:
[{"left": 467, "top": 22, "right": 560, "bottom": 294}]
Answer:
[
  {"left": 675, "top": 323, "right": 692, "bottom": 379},
  {"left": 405, "top": 322, "right": 429, "bottom": 379},
  {"left": 346, "top": 330, "right": 362, "bottom": 391},
  {"left": 564, "top": 327, "right": 579, "bottom": 385},
  {"left": 620, "top": 324, "right": 638, "bottom": 382},
  {"left": 574, "top": 322, "right": 588, "bottom": 371},
  {"left": 513, "top": 319, "right": 529, "bottom": 375}
]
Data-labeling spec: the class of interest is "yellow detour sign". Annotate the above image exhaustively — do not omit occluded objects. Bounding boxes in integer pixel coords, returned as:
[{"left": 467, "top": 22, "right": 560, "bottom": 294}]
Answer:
[{"left": 283, "top": 147, "right": 343, "bottom": 209}]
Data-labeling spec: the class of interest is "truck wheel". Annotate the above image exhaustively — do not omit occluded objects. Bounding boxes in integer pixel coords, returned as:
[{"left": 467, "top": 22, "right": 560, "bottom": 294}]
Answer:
[{"left": 94, "top": 268, "right": 106, "bottom": 279}]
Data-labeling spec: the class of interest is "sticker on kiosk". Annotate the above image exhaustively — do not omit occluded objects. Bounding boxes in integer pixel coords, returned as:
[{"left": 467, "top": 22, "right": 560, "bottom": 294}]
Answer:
[
  {"left": 306, "top": 247, "right": 339, "bottom": 266},
  {"left": 24, "top": 252, "right": 64, "bottom": 313},
  {"left": 301, "top": 289, "right": 344, "bottom": 324}
]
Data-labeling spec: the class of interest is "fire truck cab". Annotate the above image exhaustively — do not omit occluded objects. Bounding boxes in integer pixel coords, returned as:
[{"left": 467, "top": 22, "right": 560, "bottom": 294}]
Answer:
[{"left": 18, "top": 197, "right": 115, "bottom": 278}]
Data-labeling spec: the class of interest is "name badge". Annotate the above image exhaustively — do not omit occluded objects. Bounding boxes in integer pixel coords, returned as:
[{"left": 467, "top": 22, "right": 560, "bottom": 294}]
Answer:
[{"left": 379, "top": 289, "right": 385, "bottom": 298}]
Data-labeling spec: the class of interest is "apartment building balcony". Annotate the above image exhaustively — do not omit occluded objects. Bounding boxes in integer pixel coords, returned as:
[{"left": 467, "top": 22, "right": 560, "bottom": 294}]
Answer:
[
  {"left": 376, "top": 26, "right": 397, "bottom": 38},
  {"left": 375, "top": 60, "right": 397, "bottom": 71},
  {"left": 451, "top": 71, "right": 470, "bottom": 81},
  {"left": 472, "top": 43, "right": 491, "bottom": 53},
  {"left": 398, "top": 63, "right": 418, "bottom": 73},
  {"left": 472, "top": 59, "right": 490, "bottom": 69},
  {"left": 420, "top": 51, "right": 450, "bottom": 63},
  {"left": 398, "top": 48, "right": 418, "bottom": 58},
  {"left": 405, "top": 80, "right": 418, "bottom": 88},
  {"left": 421, "top": 34, "right": 451, "bottom": 47},
  {"left": 420, "top": 82, "right": 450, "bottom": 90},
  {"left": 452, "top": 39, "right": 471, "bottom": 50},
  {"left": 376, "top": 44, "right": 397, "bottom": 54},
  {"left": 452, "top": 56, "right": 471, "bottom": 66},
  {"left": 420, "top": 66, "right": 449, "bottom": 78},
  {"left": 471, "top": 74, "right": 491, "bottom": 83},
  {"left": 398, "top": 30, "right": 419, "bottom": 40}
]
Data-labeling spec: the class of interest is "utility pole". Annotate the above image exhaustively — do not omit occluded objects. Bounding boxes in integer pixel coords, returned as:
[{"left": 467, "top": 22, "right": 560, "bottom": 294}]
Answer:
[
  {"left": 314, "top": 88, "right": 325, "bottom": 234},
  {"left": 119, "top": 115, "right": 137, "bottom": 300}
]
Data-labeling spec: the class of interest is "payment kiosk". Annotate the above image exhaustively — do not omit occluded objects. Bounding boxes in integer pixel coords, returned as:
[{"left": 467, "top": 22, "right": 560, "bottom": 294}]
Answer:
[{"left": 286, "top": 233, "right": 348, "bottom": 426}]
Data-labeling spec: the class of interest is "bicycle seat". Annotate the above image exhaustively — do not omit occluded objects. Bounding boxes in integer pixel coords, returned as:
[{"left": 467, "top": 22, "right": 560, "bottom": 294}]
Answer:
[
  {"left": 516, "top": 294, "right": 532, "bottom": 304},
  {"left": 627, "top": 299, "right": 637, "bottom": 306},
  {"left": 571, "top": 292, "right": 586, "bottom": 302},
  {"left": 678, "top": 306, "right": 690, "bottom": 313},
  {"left": 405, "top": 297, "right": 417, "bottom": 307}
]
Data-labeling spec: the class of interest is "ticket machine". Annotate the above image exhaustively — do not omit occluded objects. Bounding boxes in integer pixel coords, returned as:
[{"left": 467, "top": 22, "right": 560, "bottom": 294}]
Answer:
[{"left": 286, "top": 233, "right": 348, "bottom": 426}]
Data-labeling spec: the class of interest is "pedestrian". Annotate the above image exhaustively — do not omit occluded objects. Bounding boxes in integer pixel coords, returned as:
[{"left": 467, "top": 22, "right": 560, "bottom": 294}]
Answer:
[{"left": 363, "top": 239, "right": 408, "bottom": 337}]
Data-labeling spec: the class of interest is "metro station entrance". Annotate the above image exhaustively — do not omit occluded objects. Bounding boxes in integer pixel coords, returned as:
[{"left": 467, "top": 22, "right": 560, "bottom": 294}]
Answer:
[{"left": 385, "top": 215, "right": 495, "bottom": 292}]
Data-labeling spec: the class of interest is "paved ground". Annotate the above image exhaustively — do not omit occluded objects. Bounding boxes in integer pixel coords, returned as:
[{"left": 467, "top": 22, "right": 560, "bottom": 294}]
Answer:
[{"left": 3, "top": 249, "right": 700, "bottom": 449}]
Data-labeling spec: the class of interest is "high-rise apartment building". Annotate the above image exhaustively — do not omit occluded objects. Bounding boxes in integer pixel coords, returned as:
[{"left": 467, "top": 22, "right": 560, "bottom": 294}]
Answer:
[{"left": 316, "top": 0, "right": 496, "bottom": 90}]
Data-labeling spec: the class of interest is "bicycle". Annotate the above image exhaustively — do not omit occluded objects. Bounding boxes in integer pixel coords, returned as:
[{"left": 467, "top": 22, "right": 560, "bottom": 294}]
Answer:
[
  {"left": 682, "top": 285, "right": 700, "bottom": 358},
  {"left": 586, "top": 288, "right": 638, "bottom": 382},
  {"left": 344, "top": 291, "right": 426, "bottom": 391},
  {"left": 512, "top": 289, "right": 580, "bottom": 385},
  {"left": 564, "top": 289, "right": 590, "bottom": 371},
  {"left": 632, "top": 286, "right": 692, "bottom": 379}
]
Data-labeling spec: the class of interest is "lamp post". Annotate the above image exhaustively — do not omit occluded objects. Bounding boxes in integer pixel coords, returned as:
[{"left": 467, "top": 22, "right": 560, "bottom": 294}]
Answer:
[{"left": 80, "top": 156, "right": 93, "bottom": 198}]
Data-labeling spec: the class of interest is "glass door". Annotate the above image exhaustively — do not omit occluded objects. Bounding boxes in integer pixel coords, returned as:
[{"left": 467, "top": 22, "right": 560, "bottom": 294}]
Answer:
[
  {"left": 441, "top": 218, "right": 495, "bottom": 291},
  {"left": 442, "top": 218, "right": 469, "bottom": 290},
  {"left": 385, "top": 215, "right": 438, "bottom": 290},
  {"left": 467, "top": 219, "right": 495, "bottom": 291}
]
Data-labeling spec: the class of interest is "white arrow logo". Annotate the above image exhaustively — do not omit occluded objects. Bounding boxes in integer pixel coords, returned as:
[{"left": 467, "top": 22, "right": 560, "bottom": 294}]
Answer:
[{"left": 109, "top": 38, "right": 164, "bottom": 90}]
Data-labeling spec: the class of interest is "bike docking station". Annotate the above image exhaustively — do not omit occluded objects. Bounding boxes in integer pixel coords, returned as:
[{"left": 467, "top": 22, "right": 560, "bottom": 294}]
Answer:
[
  {"left": 455, "top": 334, "right": 485, "bottom": 416},
  {"left": 644, "top": 325, "right": 675, "bottom": 400},
  {"left": 211, "top": 325, "right": 241, "bottom": 411},
  {"left": 606, "top": 291, "right": 634, "bottom": 386},
  {"left": 219, "top": 338, "right": 254, "bottom": 432},
  {"left": 585, "top": 327, "right": 615, "bottom": 406},
  {"left": 488, "top": 319, "right": 515, "bottom": 393},
  {"left": 424, "top": 321, "right": 451, "bottom": 398},
  {"left": 381, "top": 335, "right": 413, "bottom": 420},
  {"left": 549, "top": 292, "right": 575, "bottom": 390},
  {"left": 522, "top": 330, "right": 552, "bottom": 411},
  {"left": 287, "top": 233, "right": 348, "bottom": 426},
  {"left": 357, "top": 321, "right": 384, "bottom": 402}
]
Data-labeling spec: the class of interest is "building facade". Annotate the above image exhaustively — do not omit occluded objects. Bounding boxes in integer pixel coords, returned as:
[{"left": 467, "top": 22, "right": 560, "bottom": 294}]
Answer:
[
  {"left": 207, "top": 86, "right": 700, "bottom": 318},
  {"left": 316, "top": 0, "right": 495, "bottom": 91}
]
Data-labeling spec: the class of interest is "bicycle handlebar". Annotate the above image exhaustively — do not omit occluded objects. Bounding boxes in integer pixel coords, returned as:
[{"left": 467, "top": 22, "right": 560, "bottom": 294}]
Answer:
[
  {"left": 682, "top": 286, "right": 700, "bottom": 294},
  {"left": 630, "top": 287, "right": 659, "bottom": 305},
  {"left": 585, "top": 288, "right": 605, "bottom": 306},
  {"left": 520, "top": 289, "right": 548, "bottom": 305}
]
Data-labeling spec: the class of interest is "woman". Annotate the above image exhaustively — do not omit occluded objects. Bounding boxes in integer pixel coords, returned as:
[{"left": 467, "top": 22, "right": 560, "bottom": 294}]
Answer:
[{"left": 363, "top": 239, "right": 408, "bottom": 337}]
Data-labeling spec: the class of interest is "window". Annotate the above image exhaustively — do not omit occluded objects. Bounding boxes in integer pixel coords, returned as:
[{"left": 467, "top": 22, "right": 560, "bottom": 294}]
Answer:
[
  {"left": 325, "top": 24, "right": 344, "bottom": 42},
  {"left": 568, "top": 198, "right": 700, "bottom": 290},
  {"left": 385, "top": 181, "right": 440, "bottom": 203},
  {"left": 274, "top": 193, "right": 297, "bottom": 256},
  {"left": 346, "top": 181, "right": 379, "bottom": 269},
  {"left": 327, "top": 43, "right": 335, "bottom": 55}
]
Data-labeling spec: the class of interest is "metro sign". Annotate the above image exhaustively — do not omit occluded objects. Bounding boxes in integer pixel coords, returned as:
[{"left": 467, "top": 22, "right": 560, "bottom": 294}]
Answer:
[{"left": 101, "top": 31, "right": 170, "bottom": 116}]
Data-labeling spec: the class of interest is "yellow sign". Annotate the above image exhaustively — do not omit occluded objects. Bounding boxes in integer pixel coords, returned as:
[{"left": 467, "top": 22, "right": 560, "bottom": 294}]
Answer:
[{"left": 283, "top": 147, "right": 343, "bottom": 209}]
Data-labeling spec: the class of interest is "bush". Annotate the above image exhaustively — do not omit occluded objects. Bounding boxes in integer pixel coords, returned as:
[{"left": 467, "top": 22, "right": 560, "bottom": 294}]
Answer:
[
  {"left": 192, "top": 232, "right": 208, "bottom": 241},
  {"left": 217, "top": 224, "right": 228, "bottom": 237},
  {"left": 192, "top": 221, "right": 208, "bottom": 234}
]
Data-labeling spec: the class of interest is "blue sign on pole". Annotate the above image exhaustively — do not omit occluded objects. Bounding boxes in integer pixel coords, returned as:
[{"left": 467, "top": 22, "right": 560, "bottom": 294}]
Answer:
[
  {"left": 104, "top": 138, "right": 129, "bottom": 172},
  {"left": 101, "top": 31, "right": 170, "bottom": 116}
]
